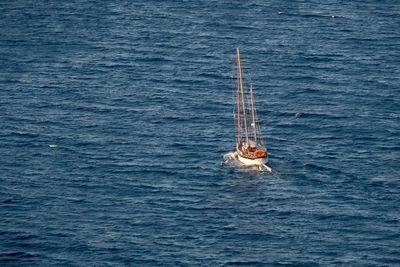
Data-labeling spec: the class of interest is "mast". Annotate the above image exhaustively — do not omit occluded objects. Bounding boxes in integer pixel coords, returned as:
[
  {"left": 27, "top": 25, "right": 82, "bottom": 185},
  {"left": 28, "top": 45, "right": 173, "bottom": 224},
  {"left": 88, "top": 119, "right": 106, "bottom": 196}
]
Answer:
[
  {"left": 236, "top": 58, "right": 241, "bottom": 144},
  {"left": 236, "top": 48, "right": 249, "bottom": 145},
  {"left": 250, "top": 82, "right": 257, "bottom": 143}
]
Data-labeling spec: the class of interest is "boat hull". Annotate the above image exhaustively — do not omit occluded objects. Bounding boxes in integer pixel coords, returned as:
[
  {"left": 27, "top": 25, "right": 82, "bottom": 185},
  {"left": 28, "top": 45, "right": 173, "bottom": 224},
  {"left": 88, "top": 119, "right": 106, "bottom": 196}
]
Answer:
[{"left": 236, "top": 152, "right": 267, "bottom": 166}]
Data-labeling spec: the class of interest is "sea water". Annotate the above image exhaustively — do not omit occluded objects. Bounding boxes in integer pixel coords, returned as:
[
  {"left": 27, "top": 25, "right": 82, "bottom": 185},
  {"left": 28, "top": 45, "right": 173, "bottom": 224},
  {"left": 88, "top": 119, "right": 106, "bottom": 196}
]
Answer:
[{"left": 1, "top": 1, "right": 399, "bottom": 265}]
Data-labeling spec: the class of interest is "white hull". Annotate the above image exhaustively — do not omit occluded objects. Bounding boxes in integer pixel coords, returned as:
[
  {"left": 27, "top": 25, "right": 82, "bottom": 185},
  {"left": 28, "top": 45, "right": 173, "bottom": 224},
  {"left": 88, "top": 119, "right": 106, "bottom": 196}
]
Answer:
[{"left": 237, "top": 152, "right": 267, "bottom": 166}]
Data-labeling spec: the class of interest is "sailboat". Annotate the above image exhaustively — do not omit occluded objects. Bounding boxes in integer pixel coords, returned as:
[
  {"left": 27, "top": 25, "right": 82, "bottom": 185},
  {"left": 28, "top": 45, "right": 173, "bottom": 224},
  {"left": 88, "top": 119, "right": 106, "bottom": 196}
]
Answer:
[{"left": 233, "top": 48, "right": 269, "bottom": 169}]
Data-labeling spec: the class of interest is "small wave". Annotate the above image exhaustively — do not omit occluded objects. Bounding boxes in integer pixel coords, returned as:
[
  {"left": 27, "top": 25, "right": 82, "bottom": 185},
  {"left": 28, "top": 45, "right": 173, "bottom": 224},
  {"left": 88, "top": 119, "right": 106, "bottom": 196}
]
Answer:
[
  {"left": 223, "top": 260, "right": 262, "bottom": 266},
  {"left": 0, "top": 251, "right": 37, "bottom": 260}
]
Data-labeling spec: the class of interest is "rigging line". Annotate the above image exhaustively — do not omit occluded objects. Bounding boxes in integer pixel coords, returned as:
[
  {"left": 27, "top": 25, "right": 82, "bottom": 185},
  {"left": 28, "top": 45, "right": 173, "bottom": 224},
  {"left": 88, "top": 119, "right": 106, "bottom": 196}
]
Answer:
[
  {"left": 248, "top": 75, "right": 265, "bottom": 147},
  {"left": 250, "top": 83, "right": 257, "bottom": 143},
  {"left": 255, "top": 104, "right": 266, "bottom": 147},
  {"left": 231, "top": 62, "right": 238, "bottom": 143},
  {"left": 249, "top": 80, "right": 264, "bottom": 146},
  {"left": 246, "top": 75, "right": 256, "bottom": 142}
]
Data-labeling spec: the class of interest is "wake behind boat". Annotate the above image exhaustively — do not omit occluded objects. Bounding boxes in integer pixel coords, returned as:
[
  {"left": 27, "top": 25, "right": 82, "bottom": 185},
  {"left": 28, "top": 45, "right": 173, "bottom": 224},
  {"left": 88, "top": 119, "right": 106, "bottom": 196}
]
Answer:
[{"left": 231, "top": 48, "right": 271, "bottom": 172}]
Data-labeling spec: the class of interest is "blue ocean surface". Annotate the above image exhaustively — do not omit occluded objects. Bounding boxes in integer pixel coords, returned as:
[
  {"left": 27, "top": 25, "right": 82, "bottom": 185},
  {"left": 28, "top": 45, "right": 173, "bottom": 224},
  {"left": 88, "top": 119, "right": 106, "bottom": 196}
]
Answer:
[{"left": 1, "top": 1, "right": 399, "bottom": 266}]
